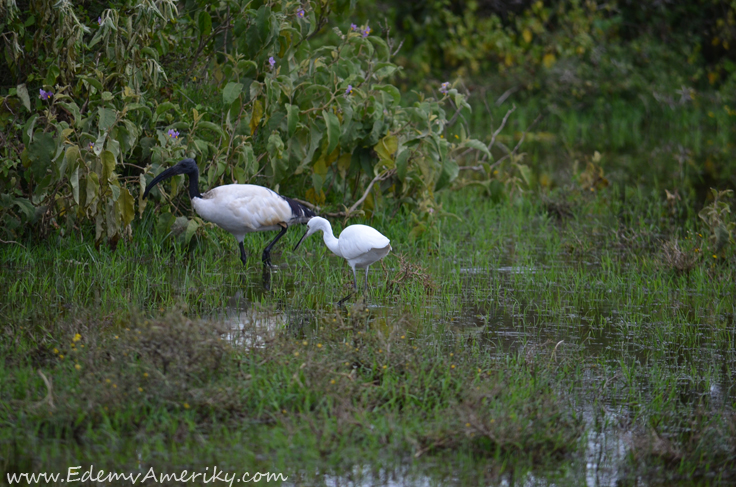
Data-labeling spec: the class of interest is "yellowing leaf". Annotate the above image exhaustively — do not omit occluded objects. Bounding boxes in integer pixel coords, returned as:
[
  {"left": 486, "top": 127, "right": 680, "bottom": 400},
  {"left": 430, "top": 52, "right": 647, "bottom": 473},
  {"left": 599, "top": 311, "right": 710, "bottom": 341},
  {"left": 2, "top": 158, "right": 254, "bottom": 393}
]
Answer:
[
  {"left": 542, "top": 53, "right": 556, "bottom": 68},
  {"left": 250, "top": 99, "right": 263, "bottom": 135},
  {"left": 374, "top": 135, "right": 398, "bottom": 162},
  {"left": 119, "top": 187, "right": 135, "bottom": 227}
]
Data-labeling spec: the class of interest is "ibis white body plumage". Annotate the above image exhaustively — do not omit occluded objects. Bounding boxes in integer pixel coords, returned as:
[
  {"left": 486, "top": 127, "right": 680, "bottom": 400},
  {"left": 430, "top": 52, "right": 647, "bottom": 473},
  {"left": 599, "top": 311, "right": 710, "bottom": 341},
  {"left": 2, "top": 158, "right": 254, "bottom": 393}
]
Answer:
[
  {"left": 143, "top": 158, "right": 314, "bottom": 266},
  {"left": 294, "top": 216, "right": 391, "bottom": 291}
]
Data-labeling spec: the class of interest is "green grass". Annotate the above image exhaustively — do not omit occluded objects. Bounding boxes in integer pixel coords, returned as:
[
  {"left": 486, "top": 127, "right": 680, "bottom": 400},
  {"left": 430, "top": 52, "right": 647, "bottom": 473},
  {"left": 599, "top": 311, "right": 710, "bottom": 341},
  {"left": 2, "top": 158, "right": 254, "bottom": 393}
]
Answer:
[{"left": 1, "top": 187, "right": 735, "bottom": 485}]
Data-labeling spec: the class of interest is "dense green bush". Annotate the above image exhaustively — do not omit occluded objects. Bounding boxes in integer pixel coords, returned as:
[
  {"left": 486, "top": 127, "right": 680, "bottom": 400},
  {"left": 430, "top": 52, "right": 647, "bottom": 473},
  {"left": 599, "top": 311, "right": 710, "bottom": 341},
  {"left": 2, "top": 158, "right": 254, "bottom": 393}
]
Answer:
[{"left": 0, "top": 0, "right": 497, "bottom": 243}]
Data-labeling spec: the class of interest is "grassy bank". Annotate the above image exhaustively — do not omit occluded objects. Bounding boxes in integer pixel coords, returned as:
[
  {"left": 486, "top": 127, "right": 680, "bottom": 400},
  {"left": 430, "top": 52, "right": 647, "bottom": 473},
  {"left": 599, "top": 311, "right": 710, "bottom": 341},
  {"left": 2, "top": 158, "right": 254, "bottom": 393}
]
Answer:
[{"left": 1, "top": 187, "right": 735, "bottom": 484}]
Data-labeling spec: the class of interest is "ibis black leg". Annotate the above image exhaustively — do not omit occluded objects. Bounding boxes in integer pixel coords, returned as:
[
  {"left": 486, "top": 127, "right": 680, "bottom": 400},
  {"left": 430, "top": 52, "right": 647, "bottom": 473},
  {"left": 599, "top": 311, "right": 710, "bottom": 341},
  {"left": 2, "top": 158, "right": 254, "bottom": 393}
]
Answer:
[
  {"left": 262, "top": 225, "right": 288, "bottom": 267},
  {"left": 239, "top": 241, "right": 247, "bottom": 266},
  {"left": 337, "top": 292, "right": 354, "bottom": 306},
  {"left": 261, "top": 264, "right": 272, "bottom": 291}
]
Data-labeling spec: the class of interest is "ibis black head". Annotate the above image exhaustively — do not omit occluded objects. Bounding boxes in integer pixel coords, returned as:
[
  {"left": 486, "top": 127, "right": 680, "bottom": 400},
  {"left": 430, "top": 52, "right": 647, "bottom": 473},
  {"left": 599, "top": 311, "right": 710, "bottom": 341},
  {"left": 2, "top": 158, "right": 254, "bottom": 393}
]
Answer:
[{"left": 143, "top": 158, "right": 201, "bottom": 199}]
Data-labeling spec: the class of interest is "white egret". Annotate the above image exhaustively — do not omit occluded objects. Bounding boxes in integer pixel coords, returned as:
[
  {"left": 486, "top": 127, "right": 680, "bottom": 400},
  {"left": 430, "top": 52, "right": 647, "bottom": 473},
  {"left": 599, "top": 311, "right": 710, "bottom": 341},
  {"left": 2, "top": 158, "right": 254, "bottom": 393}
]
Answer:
[
  {"left": 293, "top": 216, "right": 391, "bottom": 291},
  {"left": 143, "top": 158, "right": 314, "bottom": 266}
]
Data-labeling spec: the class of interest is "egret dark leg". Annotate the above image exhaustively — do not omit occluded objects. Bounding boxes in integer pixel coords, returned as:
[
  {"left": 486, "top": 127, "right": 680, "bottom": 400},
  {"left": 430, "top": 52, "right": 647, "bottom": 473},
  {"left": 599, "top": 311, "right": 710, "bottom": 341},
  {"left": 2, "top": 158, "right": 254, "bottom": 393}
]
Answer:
[
  {"left": 239, "top": 241, "right": 248, "bottom": 266},
  {"left": 262, "top": 224, "right": 288, "bottom": 267}
]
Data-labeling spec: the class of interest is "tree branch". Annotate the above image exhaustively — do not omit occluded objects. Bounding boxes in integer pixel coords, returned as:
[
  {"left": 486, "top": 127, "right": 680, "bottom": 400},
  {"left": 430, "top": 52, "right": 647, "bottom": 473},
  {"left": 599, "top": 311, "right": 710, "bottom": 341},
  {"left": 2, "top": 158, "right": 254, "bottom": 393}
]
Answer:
[{"left": 488, "top": 113, "right": 542, "bottom": 170}]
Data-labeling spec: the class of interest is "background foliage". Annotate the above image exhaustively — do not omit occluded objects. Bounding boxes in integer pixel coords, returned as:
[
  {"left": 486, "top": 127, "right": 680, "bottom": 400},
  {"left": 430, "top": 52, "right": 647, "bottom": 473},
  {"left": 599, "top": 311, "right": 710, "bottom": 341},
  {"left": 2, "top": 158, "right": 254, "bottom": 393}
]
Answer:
[
  {"left": 1, "top": 0, "right": 735, "bottom": 245},
  {"left": 0, "top": 0, "right": 493, "bottom": 244}
]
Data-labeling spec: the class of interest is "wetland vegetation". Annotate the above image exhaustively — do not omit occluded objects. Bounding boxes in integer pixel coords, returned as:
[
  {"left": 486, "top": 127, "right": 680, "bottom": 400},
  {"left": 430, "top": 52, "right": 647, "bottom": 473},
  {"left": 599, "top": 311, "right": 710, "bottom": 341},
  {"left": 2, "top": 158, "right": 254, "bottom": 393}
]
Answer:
[{"left": 2, "top": 187, "right": 735, "bottom": 485}]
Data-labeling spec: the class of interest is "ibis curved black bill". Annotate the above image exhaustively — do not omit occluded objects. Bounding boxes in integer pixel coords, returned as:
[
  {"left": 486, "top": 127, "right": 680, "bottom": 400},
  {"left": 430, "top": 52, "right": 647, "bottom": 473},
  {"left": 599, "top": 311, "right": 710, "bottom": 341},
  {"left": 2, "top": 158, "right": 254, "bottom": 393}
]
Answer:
[
  {"left": 142, "top": 158, "right": 200, "bottom": 199},
  {"left": 293, "top": 230, "right": 309, "bottom": 251}
]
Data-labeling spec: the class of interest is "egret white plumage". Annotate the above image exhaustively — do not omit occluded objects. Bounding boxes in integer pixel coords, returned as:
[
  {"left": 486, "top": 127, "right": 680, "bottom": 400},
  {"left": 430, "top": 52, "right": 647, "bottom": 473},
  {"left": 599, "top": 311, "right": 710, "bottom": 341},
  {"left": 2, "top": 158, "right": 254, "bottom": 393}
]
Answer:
[
  {"left": 143, "top": 158, "right": 314, "bottom": 266},
  {"left": 293, "top": 216, "right": 391, "bottom": 291}
]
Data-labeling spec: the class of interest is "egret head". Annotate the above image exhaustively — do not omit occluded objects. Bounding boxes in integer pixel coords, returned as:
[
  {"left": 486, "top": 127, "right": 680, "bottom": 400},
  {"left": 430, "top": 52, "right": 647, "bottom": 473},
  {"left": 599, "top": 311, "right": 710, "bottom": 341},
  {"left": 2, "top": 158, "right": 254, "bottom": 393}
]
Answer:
[{"left": 293, "top": 217, "right": 329, "bottom": 251}]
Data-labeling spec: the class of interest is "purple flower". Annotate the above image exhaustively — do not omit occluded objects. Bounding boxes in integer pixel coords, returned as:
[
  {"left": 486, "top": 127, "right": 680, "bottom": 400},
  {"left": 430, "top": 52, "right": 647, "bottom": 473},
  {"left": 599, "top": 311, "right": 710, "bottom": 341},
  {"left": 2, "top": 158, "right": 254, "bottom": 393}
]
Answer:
[
  {"left": 39, "top": 89, "right": 53, "bottom": 101},
  {"left": 167, "top": 129, "right": 180, "bottom": 139},
  {"left": 345, "top": 85, "right": 353, "bottom": 95},
  {"left": 88, "top": 142, "right": 94, "bottom": 150},
  {"left": 268, "top": 56, "right": 275, "bottom": 68},
  {"left": 97, "top": 17, "right": 102, "bottom": 25},
  {"left": 297, "top": 9, "right": 305, "bottom": 18},
  {"left": 362, "top": 26, "right": 371, "bottom": 37},
  {"left": 350, "top": 23, "right": 358, "bottom": 31},
  {"left": 439, "top": 82, "right": 450, "bottom": 94}
]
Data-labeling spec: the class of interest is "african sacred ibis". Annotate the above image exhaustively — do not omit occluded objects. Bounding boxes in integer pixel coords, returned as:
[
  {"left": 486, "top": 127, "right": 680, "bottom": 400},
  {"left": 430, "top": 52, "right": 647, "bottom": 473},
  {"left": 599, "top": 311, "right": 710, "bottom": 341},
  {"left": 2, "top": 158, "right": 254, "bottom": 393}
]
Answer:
[
  {"left": 143, "top": 158, "right": 315, "bottom": 266},
  {"left": 293, "top": 216, "right": 391, "bottom": 291}
]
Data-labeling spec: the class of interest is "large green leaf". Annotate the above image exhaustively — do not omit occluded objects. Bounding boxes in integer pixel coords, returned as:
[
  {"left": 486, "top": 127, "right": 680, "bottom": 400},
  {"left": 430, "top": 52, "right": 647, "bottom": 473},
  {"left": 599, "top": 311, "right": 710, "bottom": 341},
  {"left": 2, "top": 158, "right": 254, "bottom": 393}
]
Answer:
[
  {"left": 286, "top": 103, "right": 299, "bottom": 138},
  {"left": 198, "top": 10, "right": 212, "bottom": 38},
  {"left": 463, "top": 139, "right": 492, "bottom": 160},
  {"left": 98, "top": 107, "right": 117, "bottom": 133},
  {"left": 16, "top": 83, "right": 30, "bottom": 112},
  {"left": 101, "top": 151, "right": 116, "bottom": 180},
  {"left": 197, "top": 121, "right": 226, "bottom": 138},
  {"left": 323, "top": 110, "right": 340, "bottom": 155},
  {"left": 222, "top": 82, "right": 243, "bottom": 106}
]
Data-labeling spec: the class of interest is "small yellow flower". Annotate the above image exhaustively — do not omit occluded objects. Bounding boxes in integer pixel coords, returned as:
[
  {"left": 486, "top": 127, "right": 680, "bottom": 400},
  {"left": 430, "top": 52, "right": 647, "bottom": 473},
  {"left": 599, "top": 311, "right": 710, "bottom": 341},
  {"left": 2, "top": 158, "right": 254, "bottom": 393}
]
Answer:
[
  {"left": 114, "top": 335, "right": 119, "bottom": 339},
  {"left": 330, "top": 379, "right": 336, "bottom": 384},
  {"left": 490, "top": 419, "right": 495, "bottom": 423},
  {"left": 53, "top": 348, "right": 59, "bottom": 354},
  {"left": 294, "top": 351, "right": 299, "bottom": 357},
  {"left": 400, "top": 335, "right": 405, "bottom": 339},
  {"left": 713, "top": 255, "right": 718, "bottom": 259},
  {"left": 74, "top": 364, "right": 81, "bottom": 370},
  {"left": 378, "top": 349, "right": 382, "bottom": 353},
  {"left": 143, "top": 372, "right": 149, "bottom": 377},
  {"left": 302, "top": 340, "right": 307, "bottom": 345},
  {"left": 465, "top": 423, "right": 470, "bottom": 427},
  {"left": 106, "top": 379, "right": 111, "bottom": 383},
  {"left": 382, "top": 365, "right": 387, "bottom": 369},
  {"left": 450, "top": 353, "right": 454, "bottom": 357},
  {"left": 59, "top": 354, "right": 64, "bottom": 359},
  {"left": 454, "top": 134, "right": 459, "bottom": 139},
  {"left": 413, "top": 346, "right": 417, "bottom": 350},
  {"left": 282, "top": 409, "right": 287, "bottom": 414},
  {"left": 477, "top": 368, "right": 481, "bottom": 373},
  {"left": 345, "top": 362, "right": 349, "bottom": 366},
  {"left": 451, "top": 364, "right": 455, "bottom": 369},
  {"left": 183, "top": 402, "right": 190, "bottom": 409},
  {"left": 73, "top": 333, "right": 81, "bottom": 342},
  {"left": 317, "top": 343, "right": 322, "bottom": 348},
  {"left": 440, "top": 135, "right": 444, "bottom": 138},
  {"left": 112, "top": 384, "right": 117, "bottom": 388}
]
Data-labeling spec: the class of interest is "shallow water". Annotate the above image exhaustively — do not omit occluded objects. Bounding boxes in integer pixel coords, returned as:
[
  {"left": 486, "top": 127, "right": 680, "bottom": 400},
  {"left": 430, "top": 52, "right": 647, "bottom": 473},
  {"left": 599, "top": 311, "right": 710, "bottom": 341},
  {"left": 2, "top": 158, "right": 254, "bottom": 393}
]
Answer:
[{"left": 210, "top": 252, "right": 734, "bottom": 486}]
